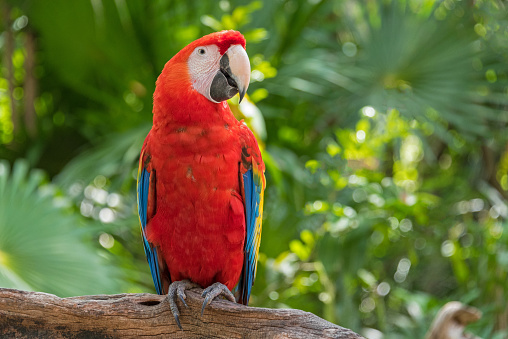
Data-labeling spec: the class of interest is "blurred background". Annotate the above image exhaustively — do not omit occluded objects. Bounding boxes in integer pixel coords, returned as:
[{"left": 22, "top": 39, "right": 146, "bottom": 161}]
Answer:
[{"left": 0, "top": 0, "right": 507, "bottom": 337}]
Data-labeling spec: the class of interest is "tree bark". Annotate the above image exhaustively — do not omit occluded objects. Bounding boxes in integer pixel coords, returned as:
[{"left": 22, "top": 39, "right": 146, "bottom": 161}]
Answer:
[
  {"left": 23, "top": 30, "right": 37, "bottom": 138},
  {"left": 2, "top": 2, "right": 17, "bottom": 134},
  {"left": 0, "top": 288, "right": 364, "bottom": 339}
]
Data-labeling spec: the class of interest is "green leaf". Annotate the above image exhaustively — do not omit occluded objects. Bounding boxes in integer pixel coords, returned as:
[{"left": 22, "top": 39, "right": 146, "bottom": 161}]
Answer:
[{"left": 0, "top": 160, "right": 119, "bottom": 296}]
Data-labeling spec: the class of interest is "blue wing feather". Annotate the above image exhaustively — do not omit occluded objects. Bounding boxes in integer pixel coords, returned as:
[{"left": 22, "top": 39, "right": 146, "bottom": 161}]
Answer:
[
  {"left": 137, "top": 167, "right": 163, "bottom": 295},
  {"left": 239, "top": 166, "right": 263, "bottom": 304}
]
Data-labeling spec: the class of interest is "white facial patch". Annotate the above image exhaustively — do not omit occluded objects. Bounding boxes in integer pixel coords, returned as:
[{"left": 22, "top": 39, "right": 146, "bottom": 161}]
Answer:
[{"left": 187, "top": 45, "right": 222, "bottom": 103}]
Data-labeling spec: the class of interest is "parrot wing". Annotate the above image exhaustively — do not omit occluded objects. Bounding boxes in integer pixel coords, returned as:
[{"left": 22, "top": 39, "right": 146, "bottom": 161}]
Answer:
[
  {"left": 137, "top": 148, "right": 169, "bottom": 295},
  {"left": 237, "top": 141, "right": 265, "bottom": 305}
]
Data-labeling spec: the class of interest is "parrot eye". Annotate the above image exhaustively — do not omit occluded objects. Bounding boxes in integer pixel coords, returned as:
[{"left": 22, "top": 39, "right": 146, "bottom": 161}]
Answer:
[{"left": 197, "top": 48, "right": 206, "bottom": 55}]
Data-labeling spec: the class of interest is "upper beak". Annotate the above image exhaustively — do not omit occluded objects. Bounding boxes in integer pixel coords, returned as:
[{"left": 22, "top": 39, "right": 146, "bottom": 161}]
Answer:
[
  {"left": 226, "top": 45, "right": 250, "bottom": 103},
  {"left": 209, "top": 45, "right": 250, "bottom": 103}
]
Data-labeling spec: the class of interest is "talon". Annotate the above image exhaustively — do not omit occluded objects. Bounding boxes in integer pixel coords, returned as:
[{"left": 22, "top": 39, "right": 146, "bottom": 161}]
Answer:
[
  {"left": 167, "top": 279, "right": 199, "bottom": 329},
  {"left": 177, "top": 284, "right": 189, "bottom": 308},
  {"left": 174, "top": 314, "right": 182, "bottom": 330},
  {"left": 179, "top": 294, "right": 188, "bottom": 308},
  {"left": 201, "top": 299, "right": 208, "bottom": 316},
  {"left": 200, "top": 282, "right": 236, "bottom": 316}
]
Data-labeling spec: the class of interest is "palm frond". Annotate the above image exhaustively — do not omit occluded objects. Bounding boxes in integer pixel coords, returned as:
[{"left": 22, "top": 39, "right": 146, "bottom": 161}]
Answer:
[{"left": 0, "top": 160, "right": 119, "bottom": 296}]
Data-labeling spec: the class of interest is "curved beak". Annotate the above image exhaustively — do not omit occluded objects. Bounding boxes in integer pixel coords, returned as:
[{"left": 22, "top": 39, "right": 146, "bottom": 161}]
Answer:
[
  {"left": 210, "top": 45, "right": 250, "bottom": 103},
  {"left": 226, "top": 45, "right": 250, "bottom": 103}
]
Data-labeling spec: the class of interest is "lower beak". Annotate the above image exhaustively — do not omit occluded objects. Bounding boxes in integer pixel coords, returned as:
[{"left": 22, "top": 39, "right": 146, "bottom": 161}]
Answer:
[{"left": 209, "top": 45, "right": 250, "bottom": 103}]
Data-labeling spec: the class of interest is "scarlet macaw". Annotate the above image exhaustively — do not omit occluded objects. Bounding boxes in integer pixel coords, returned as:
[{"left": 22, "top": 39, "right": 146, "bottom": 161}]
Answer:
[{"left": 137, "top": 30, "right": 265, "bottom": 328}]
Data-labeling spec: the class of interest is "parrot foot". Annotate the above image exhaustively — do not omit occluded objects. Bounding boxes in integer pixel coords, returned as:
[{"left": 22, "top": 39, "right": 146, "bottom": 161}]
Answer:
[
  {"left": 167, "top": 279, "right": 199, "bottom": 330},
  {"left": 201, "top": 282, "right": 236, "bottom": 316}
]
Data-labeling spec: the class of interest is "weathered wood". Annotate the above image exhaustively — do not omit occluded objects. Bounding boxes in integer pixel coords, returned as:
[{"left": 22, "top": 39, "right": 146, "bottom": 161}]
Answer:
[
  {"left": 425, "top": 301, "right": 483, "bottom": 339},
  {"left": 0, "top": 288, "right": 364, "bottom": 339}
]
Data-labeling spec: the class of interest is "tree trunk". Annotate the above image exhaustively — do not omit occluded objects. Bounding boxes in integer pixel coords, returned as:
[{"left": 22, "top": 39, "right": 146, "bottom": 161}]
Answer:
[{"left": 0, "top": 288, "right": 364, "bottom": 339}]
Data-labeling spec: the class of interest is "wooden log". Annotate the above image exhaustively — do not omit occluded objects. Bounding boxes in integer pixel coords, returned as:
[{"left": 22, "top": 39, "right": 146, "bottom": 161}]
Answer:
[{"left": 0, "top": 288, "right": 364, "bottom": 339}]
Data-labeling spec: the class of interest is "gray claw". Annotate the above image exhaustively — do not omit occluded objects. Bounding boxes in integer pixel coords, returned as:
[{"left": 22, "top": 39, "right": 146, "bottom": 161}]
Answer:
[
  {"left": 179, "top": 294, "right": 188, "bottom": 308},
  {"left": 167, "top": 279, "right": 199, "bottom": 329},
  {"left": 201, "top": 282, "right": 236, "bottom": 316},
  {"left": 177, "top": 283, "right": 190, "bottom": 308},
  {"left": 174, "top": 314, "right": 182, "bottom": 330}
]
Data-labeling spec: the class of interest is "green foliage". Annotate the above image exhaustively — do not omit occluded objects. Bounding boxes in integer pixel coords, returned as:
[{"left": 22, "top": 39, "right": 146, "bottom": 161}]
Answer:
[
  {"left": 0, "top": 160, "right": 119, "bottom": 296},
  {"left": 1, "top": 0, "right": 508, "bottom": 337}
]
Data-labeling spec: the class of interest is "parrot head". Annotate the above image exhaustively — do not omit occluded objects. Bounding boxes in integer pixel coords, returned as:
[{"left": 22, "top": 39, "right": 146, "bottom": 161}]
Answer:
[{"left": 156, "top": 30, "right": 250, "bottom": 107}]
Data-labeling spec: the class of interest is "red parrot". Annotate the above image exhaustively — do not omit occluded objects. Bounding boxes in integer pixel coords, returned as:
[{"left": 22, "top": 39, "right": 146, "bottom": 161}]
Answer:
[{"left": 137, "top": 30, "right": 265, "bottom": 328}]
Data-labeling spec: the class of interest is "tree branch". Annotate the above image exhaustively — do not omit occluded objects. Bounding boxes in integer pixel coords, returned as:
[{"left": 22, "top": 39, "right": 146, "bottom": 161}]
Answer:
[
  {"left": 23, "top": 30, "right": 37, "bottom": 138},
  {"left": 425, "top": 301, "right": 482, "bottom": 339},
  {"left": 2, "top": 2, "right": 18, "bottom": 134},
  {"left": 0, "top": 288, "right": 364, "bottom": 339}
]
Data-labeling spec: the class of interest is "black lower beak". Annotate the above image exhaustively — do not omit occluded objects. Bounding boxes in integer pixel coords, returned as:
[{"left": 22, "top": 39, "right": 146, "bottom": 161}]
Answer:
[
  {"left": 210, "top": 54, "right": 239, "bottom": 103},
  {"left": 238, "top": 88, "right": 246, "bottom": 103}
]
